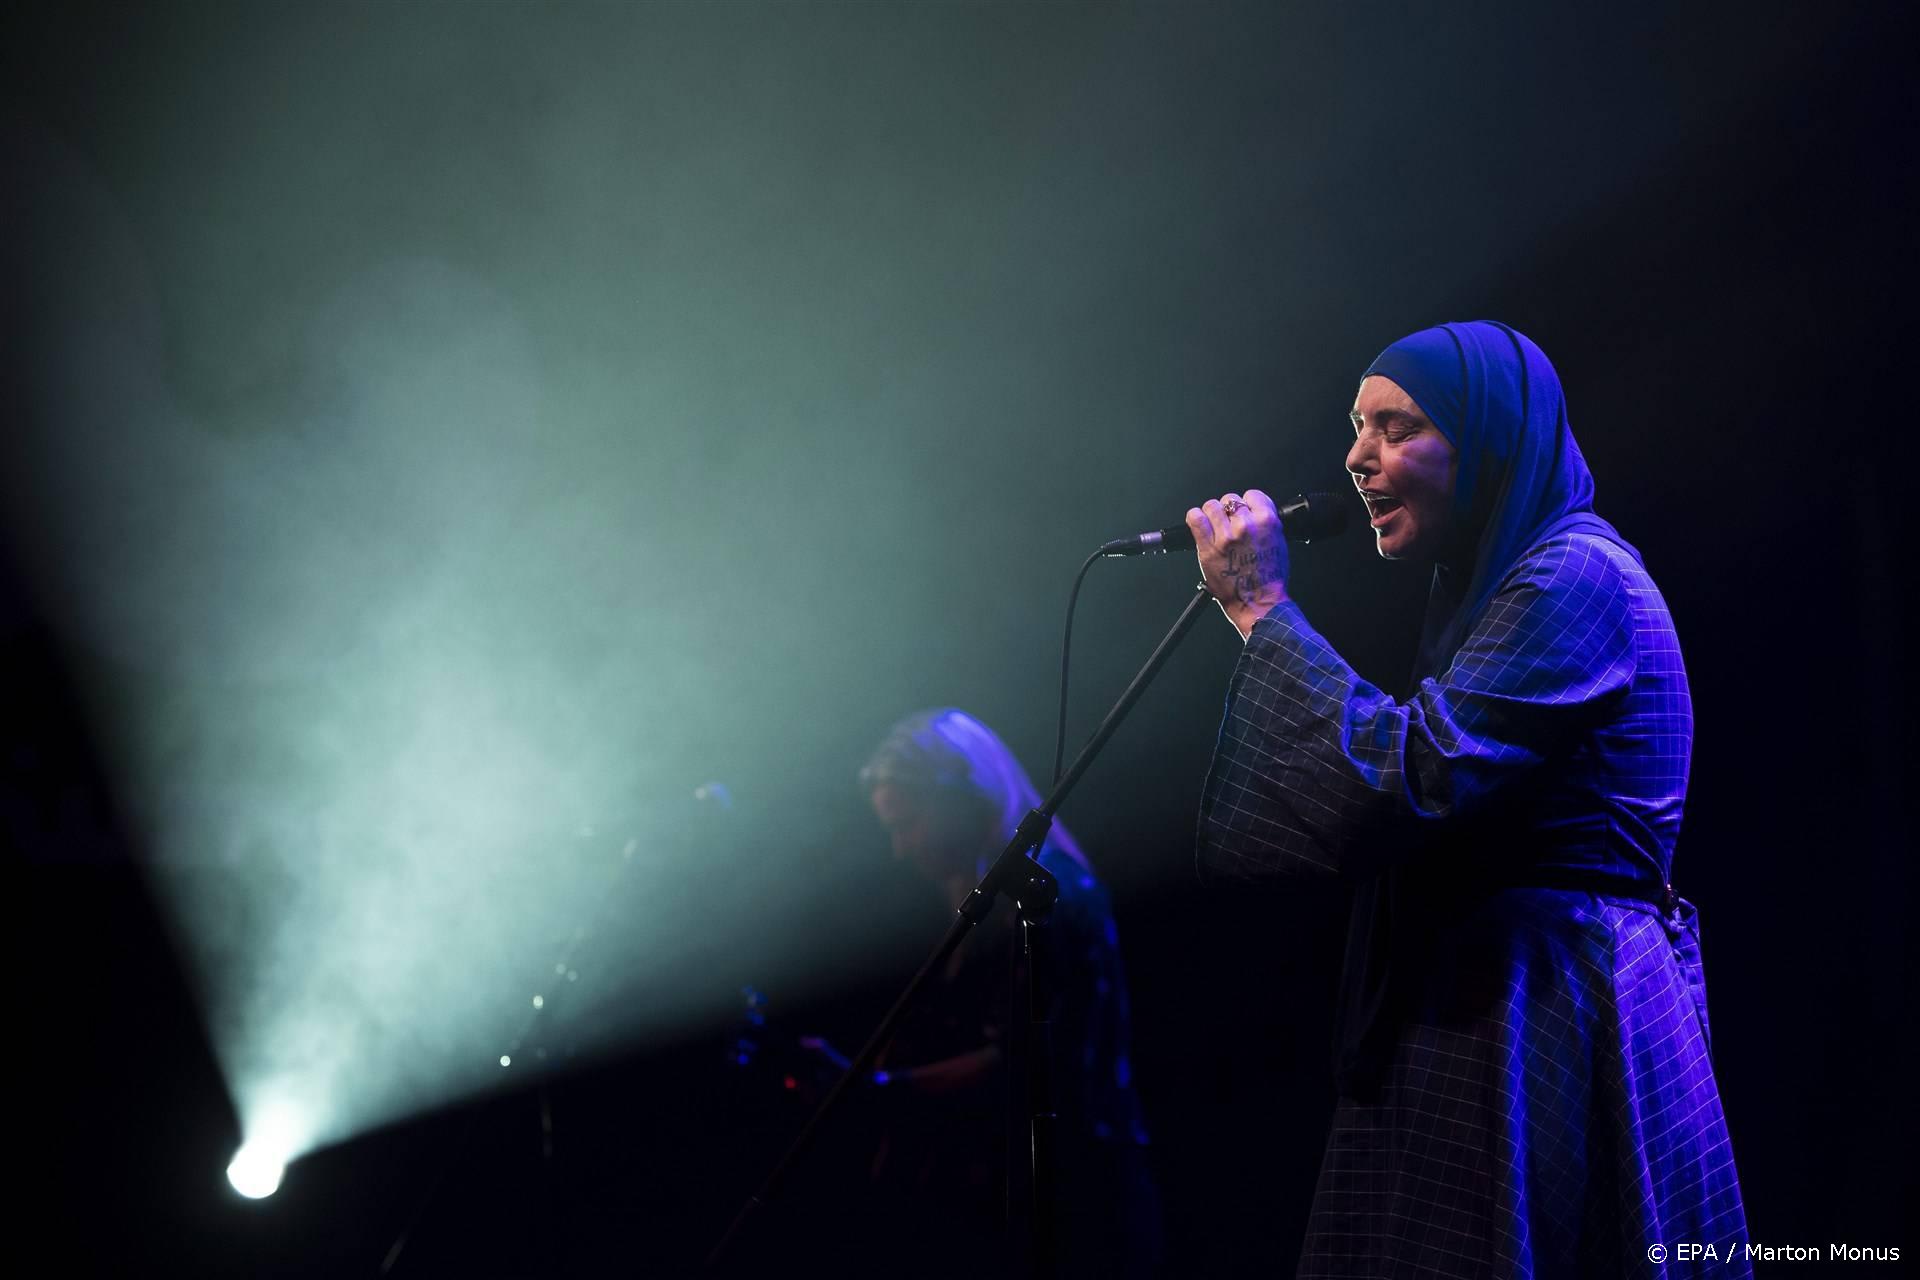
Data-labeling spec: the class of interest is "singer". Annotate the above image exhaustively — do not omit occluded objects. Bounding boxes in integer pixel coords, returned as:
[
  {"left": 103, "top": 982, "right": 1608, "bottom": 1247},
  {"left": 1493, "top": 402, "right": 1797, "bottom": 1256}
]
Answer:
[{"left": 1185, "top": 322, "right": 1749, "bottom": 1277}]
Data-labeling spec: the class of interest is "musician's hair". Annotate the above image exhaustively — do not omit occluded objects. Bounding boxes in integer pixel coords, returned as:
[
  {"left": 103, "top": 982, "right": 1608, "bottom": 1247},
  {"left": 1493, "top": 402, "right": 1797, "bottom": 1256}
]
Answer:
[{"left": 860, "top": 708, "right": 1089, "bottom": 874}]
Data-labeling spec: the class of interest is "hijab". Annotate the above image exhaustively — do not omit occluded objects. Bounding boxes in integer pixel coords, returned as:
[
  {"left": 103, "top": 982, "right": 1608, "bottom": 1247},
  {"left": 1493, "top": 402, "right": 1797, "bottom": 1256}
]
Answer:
[{"left": 1359, "top": 320, "right": 1643, "bottom": 686}]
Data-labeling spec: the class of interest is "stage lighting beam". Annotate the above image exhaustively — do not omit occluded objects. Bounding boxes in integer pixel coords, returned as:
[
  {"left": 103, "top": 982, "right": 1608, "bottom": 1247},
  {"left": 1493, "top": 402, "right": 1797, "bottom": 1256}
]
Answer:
[{"left": 226, "top": 1144, "right": 286, "bottom": 1199}]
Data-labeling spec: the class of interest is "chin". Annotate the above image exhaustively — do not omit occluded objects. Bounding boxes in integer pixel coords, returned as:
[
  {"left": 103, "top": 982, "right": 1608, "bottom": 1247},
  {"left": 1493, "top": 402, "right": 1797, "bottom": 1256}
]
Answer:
[{"left": 1374, "top": 530, "right": 1431, "bottom": 562}]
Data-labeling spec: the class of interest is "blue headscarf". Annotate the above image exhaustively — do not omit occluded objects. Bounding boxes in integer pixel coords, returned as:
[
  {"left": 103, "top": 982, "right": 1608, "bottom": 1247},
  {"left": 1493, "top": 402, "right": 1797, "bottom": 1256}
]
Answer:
[{"left": 1359, "top": 320, "right": 1643, "bottom": 686}]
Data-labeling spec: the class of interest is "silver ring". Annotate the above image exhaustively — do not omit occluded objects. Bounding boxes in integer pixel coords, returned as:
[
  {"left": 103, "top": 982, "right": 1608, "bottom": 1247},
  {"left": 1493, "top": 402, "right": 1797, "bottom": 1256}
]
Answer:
[{"left": 1221, "top": 498, "right": 1246, "bottom": 515}]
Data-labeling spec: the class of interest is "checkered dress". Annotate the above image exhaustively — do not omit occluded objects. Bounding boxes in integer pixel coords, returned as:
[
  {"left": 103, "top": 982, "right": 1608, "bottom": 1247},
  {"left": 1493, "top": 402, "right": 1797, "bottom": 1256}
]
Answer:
[{"left": 1198, "top": 531, "right": 1750, "bottom": 1278}]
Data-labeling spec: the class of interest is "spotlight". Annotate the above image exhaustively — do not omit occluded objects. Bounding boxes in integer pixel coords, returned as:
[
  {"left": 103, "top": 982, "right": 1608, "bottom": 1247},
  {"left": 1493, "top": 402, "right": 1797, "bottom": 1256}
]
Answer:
[{"left": 226, "top": 1143, "right": 286, "bottom": 1199}]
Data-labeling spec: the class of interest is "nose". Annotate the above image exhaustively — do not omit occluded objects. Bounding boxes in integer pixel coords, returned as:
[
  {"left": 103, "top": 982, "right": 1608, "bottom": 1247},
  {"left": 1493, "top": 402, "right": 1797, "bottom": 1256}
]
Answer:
[{"left": 1345, "top": 431, "right": 1375, "bottom": 482}]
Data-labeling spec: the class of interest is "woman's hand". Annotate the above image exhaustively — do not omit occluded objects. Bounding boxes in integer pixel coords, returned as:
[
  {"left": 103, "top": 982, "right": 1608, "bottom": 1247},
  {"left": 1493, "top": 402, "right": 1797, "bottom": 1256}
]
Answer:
[{"left": 1186, "top": 489, "right": 1290, "bottom": 639}]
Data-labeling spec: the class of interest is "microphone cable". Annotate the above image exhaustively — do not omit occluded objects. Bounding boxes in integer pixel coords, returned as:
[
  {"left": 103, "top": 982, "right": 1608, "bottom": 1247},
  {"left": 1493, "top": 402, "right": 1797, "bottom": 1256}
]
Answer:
[
  {"left": 1052, "top": 547, "right": 1106, "bottom": 787},
  {"left": 1051, "top": 493, "right": 1342, "bottom": 784}
]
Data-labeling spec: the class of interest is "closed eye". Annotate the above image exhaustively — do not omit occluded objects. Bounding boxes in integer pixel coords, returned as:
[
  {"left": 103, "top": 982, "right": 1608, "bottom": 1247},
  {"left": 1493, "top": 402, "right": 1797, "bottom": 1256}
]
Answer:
[{"left": 1351, "top": 408, "right": 1425, "bottom": 437}]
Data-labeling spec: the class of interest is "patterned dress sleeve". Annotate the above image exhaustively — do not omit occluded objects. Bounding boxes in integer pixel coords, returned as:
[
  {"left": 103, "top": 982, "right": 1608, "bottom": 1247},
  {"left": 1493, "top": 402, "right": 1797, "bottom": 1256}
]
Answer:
[{"left": 1196, "top": 534, "right": 1638, "bottom": 885}]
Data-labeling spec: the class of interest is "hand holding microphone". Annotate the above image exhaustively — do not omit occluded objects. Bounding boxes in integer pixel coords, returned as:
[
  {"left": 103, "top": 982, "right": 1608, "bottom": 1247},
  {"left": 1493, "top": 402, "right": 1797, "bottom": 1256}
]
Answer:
[
  {"left": 1092, "top": 489, "right": 1345, "bottom": 638},
  {"left": 1186, "top": 489, "right": 1292, "bottom": 639}
]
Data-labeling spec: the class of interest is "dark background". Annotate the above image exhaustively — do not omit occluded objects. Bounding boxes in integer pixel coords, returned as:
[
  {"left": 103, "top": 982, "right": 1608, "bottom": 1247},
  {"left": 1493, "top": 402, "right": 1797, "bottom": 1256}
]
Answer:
[{"left": 6, "top": 2, "right": 1911, "bottom": 1275}]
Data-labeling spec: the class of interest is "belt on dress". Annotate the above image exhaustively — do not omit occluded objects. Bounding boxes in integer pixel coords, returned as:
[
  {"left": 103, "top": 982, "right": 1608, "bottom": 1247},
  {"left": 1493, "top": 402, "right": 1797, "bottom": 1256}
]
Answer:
[{"left": 1506, "top": 865, "right": 1680, "bottom": 914}]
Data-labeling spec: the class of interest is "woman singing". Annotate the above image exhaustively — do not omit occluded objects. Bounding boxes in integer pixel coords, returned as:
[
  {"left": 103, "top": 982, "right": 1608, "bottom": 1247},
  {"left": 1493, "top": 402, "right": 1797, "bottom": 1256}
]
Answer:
[{"left": 1186, "top": 321, "right": 1749, "bottom": 1277}]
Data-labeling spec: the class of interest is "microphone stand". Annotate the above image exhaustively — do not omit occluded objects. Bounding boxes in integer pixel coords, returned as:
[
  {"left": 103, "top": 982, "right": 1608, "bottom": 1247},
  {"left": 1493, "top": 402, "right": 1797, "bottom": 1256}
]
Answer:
[{"left": 706, "top": 583, "right": 1216, "bottom": 1276}]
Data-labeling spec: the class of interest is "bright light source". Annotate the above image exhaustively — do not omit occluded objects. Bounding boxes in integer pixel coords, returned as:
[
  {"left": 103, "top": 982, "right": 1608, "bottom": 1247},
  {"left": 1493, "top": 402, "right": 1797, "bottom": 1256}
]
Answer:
[{"left": 227, "top": 1144, "right": 286, "bottom": 1199}]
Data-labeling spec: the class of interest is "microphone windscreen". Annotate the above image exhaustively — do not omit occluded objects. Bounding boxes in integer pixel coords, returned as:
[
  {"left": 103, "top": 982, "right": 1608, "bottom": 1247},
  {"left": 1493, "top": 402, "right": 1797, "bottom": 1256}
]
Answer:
[{"left": 1280, "top": 492, "right": 1350, "bottom": 542}]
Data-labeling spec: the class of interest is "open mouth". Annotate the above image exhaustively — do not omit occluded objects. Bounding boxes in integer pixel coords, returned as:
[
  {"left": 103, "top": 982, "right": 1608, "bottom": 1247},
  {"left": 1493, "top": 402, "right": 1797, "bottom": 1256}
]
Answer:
[{"left": 1363, "top": 493, "right": 1403, "bottom": 525}]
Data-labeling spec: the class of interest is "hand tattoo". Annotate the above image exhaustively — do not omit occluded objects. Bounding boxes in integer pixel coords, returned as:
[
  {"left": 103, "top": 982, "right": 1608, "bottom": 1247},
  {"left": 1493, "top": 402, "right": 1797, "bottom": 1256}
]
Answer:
[{"left": 1225, "top": 543, "right": 1283, "bottom": 603}]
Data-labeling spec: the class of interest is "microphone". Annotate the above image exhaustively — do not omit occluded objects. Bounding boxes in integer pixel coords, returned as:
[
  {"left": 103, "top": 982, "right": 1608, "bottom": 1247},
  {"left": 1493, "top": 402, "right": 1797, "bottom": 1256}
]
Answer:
[{"left": 1098, "top": 491, "right": 1351, "bottom": 556}]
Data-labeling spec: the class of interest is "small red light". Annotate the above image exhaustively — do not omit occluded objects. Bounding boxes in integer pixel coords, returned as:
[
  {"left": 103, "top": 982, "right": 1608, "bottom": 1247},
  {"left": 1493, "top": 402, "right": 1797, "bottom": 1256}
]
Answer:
[{"left": 782, "top": 1074, "right": 798, "bottom": 1091}]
